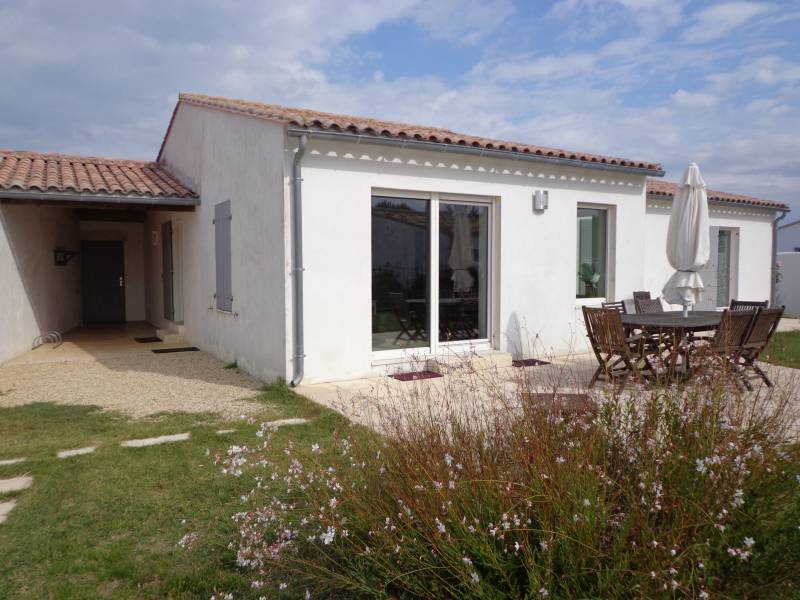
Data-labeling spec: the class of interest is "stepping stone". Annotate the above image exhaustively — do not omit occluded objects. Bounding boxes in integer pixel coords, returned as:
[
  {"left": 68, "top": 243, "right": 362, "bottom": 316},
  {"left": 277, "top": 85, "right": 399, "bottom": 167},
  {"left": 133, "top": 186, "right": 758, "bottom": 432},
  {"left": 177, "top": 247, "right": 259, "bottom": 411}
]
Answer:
[
  {"left": 0, "top": 500, "right": 16, "bottom": 524},
  {"left": 263, "top": 418, "right": 308, "bottom": 428},
  {"left": 120, "top": 433, "right": 190, "bottom": 448},
  {"left": 0, "top": 476, "right": 33, "bottom": 494},
  {"left": 57, "top": 446, "right": 97, "bottom": 459},
  {"left": 0, "top": 458, "right": 25, "bottom": 466},
  {"left": 216, "top": 429, "right": 236, "bottom": 435}
]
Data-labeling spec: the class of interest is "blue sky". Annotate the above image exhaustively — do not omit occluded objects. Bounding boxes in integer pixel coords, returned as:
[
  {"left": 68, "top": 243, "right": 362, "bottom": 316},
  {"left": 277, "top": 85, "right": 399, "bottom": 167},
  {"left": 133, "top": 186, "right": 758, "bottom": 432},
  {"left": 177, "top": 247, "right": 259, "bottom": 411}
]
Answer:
[{"left": 1, "top": 0, "right": 798, "bottom": 212}]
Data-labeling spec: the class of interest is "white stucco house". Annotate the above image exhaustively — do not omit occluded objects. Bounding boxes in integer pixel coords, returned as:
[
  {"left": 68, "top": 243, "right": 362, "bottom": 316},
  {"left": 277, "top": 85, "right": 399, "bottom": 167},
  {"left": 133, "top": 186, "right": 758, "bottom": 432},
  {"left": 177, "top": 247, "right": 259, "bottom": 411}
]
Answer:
[{"left": 0, "top": 93, "right": 790, "bottom": 384}]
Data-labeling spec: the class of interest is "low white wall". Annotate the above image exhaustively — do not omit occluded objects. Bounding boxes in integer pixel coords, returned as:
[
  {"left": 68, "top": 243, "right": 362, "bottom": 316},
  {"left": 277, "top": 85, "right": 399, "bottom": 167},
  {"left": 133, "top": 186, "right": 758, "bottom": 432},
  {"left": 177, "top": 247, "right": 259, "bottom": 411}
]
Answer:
[
  {"left": 296, "top": 138, "right": 649, "bottom": 383},
  {"left": 777, "top": 252, "right": 800, "bottom": 317},
  {"left": 644, "top": 199, "right": 775, "bottom": 309},
  {"left": 778, "top": 221, "right": 800, "bottom": 252},
  {"left": 153, "top": 103, "right": 288, "bottom": 382},
  {"left": 79, "top": 220, "right": 146, "bottom": 321},
  {"left": 0, "top": 205, "right": 82, "bottom": 364}
]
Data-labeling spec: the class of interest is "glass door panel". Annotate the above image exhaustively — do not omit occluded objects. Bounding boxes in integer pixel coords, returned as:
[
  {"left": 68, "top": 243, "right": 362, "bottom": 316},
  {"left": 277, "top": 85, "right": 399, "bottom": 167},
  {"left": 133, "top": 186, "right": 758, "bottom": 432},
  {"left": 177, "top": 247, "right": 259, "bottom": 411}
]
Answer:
[
  {"left": 371, "top": 196, "right": 430, "bottom": 351},
  {"left": 438, "top": 202, "right": 489, "bottom": 342}
]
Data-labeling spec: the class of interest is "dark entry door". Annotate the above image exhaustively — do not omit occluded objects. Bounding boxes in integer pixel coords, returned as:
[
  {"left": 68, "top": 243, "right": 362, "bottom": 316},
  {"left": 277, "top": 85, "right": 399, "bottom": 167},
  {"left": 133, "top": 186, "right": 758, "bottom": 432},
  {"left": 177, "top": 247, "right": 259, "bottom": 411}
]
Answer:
[
  {"left": 162, "top": 221, "right": 174, "bottom": 321},
  {"left": 81, "top": 240, "right": 126, "bottom": 324}
]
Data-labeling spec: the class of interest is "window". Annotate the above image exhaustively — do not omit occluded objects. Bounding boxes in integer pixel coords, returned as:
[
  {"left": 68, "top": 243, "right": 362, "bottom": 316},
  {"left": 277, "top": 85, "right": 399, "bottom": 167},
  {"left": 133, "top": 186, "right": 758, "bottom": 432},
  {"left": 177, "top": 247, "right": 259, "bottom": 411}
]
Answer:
[
  {"left": 371, "top": 193, "right": 491, "bottom": 352},
  {"left": 576, "top": 208, "right": 607, "bottom": 298},
  {"left": 716, "top": 229, "right": 732, "bottom": 307},
  {"left": 214, "top": 200, "right": 233, "bottom": 311}
]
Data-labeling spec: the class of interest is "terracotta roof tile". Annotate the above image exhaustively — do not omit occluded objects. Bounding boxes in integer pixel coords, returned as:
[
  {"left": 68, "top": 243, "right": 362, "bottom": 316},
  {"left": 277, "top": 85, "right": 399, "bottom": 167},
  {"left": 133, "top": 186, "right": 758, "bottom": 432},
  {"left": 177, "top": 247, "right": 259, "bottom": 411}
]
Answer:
[
  {"left": 0, "top": 150, "right": 196, "bottom": 199},
  {"left": 176, "top": 93, "right": 663, "bottom": 173},
  {"left": 647, "top": 179, "right": 788, "bottom": 210}
]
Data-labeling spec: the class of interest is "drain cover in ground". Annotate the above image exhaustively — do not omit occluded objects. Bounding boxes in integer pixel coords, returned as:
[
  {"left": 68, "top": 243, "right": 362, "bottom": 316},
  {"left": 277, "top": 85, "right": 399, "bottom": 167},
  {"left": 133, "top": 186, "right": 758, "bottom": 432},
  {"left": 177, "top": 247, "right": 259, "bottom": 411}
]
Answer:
[
  {"left": 392, "top": 370, "right": 443, "bottom": 381},
  {"left": 134, "top": 336, "right": 161, "bottom": 343},
  {"left": 512, "top": 358, "right": 551, "bottom": 367},
  {"left": 152, "top": 347, "right": 200, "bottom": 354}
]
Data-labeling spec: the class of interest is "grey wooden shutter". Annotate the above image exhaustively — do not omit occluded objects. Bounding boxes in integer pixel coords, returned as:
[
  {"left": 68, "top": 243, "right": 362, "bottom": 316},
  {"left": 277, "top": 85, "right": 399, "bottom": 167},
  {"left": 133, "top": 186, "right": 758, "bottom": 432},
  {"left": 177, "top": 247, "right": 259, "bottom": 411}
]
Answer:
[
  {"left": 214, "top": 201, "right": 233, "bottom": 311},
  {"left": 696, "top": 226, "right": 719, "bottom": 309}
]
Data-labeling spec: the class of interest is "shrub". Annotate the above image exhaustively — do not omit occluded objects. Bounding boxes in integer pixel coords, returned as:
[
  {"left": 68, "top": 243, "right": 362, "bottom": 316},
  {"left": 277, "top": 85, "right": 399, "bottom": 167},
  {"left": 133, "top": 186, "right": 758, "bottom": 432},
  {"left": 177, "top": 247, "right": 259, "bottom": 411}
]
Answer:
[{"left": 219, "top": 360, "right": 800, "bottom": 599}]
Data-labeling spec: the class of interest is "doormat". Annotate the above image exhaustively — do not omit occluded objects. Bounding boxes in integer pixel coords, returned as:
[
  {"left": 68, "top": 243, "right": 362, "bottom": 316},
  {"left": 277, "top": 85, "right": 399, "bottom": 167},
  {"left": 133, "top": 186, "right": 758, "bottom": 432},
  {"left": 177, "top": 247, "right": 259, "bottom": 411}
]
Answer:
[
  {"left": 134, "top": 336, "right": 161, "bottom": 343},
  {"left": 391, "top": 370, "right": 443, "bottom": 382},
  {"left": 152, "top": 347, "right": 200, "bottom": 354},
  {"left": 512, "top": 358, "right": 551, "bottom": 367}
]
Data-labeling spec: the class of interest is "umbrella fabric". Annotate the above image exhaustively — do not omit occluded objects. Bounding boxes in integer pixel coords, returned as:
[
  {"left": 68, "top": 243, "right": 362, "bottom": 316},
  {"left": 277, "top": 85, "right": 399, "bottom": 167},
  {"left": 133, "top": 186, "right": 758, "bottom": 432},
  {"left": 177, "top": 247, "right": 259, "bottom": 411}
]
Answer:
[
  {"left": 662, "top": 163, "right": 711, "bottom": 306},
  {"left": 448, "top": 206, "right": 475, "bottom": 293}
]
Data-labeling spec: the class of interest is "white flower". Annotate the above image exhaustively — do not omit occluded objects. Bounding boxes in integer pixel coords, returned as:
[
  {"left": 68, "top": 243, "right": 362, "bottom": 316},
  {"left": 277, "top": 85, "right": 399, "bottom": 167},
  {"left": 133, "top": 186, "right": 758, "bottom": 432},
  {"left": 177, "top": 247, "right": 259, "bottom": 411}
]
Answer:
[
  {"left": 743, "top": 536, "right": 755, "bottom": 548},
  {"left": 539, "top": 587, "right": 549, "bottom": 597},
  {"left": 329, "top": 497, "right": 339, "bottom": 509},
  {"left": 311, "top": 443, "right": 320, "bottom": 454},
  {"left": 555, "top": 456, "right": 566, "bottom": 464},
  {"left": 444, "top": 452, "right": 453, "bottom": 467},
  {"left": 279, "top": 582, "right": 288, "bottom": 590},
  {"left": 462, "top": 556, "right": 472, "bottom": 566},
  {"left": 470, "top": 572, "right": 480, "bottom": 584},
  {"left": 699, "top": 591, "right": 709, "bottom": 599},
  {"left": 539, "top": 540, "right": 549, "bottom": 551},
  {"left": 320, "top": 525, "right": 335, "bottom": 545}
]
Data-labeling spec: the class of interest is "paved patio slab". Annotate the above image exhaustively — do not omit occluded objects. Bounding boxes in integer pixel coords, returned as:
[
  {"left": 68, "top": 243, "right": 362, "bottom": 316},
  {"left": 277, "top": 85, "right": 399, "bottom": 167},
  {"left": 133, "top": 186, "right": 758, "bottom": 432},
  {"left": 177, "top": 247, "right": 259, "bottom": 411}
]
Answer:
[
  {"left": 0, "top": 476, "right": 33, "bottom": 494},
  {"left": 120, "top": 433, "right": 190, "bottom": 448},
  {"left": 57, "top": 446, "right": 97, "bottom": 459},
  {"left": 0, "top": 458, "right": 25, "bottom": 466},
  {"left": 0, "top": 500, "right": 16, "bottom": 524}
]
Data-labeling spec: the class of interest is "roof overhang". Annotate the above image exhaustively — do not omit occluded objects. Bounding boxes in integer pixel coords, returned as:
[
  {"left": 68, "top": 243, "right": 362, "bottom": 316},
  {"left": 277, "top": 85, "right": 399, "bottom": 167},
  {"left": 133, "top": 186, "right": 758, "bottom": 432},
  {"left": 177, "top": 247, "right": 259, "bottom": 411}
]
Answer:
[
  {"left": 0, "top": 189, "right": 199, "bottom": 211},
  {"left": 646, "top": 192, "right": 789, "bottom": 212},
  {"left": 288, "top": 128, "right": 666, "bottom": 177}
]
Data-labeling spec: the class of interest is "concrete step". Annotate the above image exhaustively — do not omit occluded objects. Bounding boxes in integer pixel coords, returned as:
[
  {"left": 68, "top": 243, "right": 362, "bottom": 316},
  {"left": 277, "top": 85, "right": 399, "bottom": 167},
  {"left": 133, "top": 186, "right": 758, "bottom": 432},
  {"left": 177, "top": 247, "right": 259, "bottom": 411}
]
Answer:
[{"left": 425, "top": 350, "right": 513, "bottom": 375}]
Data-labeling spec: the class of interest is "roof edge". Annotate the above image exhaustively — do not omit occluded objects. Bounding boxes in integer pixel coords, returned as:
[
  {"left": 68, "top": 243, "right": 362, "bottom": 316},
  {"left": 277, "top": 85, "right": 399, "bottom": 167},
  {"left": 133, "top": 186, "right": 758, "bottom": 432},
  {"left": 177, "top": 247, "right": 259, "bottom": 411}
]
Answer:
[
  {"left": 289, "top": 127, "right": 666, "bottom": 176},
  {"left": 646, "top": 190, "right": 789, "bottom": 211}
]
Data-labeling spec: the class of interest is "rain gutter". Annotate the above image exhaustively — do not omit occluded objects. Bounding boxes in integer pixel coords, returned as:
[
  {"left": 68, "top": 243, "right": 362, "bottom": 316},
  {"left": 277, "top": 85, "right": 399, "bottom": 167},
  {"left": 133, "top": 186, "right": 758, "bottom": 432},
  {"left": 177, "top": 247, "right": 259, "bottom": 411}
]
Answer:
[
  {"left": 286, "top": 128, "right": 665, "bottom": 177},
  {"left": 290, "top": 134, "right": 308, "bottom": 387}
]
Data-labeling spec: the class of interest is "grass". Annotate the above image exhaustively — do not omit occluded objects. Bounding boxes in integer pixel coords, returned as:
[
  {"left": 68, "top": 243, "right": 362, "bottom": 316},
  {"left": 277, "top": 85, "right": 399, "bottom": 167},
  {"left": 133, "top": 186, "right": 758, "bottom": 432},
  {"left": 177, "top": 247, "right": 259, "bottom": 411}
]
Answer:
[
  {"left": 0, "top": 383, "right": 358, "bottom": 599},
  {"left": 762, "top": 330, "right": 800, "bottom": 369}
]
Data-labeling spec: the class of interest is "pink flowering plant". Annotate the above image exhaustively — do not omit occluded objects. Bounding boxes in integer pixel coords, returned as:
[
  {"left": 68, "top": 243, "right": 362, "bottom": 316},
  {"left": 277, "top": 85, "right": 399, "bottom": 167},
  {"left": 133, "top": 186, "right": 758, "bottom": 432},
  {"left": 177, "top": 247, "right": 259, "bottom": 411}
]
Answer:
[{"left": 219, "top": 362, "right": 800, "bottom": 598}]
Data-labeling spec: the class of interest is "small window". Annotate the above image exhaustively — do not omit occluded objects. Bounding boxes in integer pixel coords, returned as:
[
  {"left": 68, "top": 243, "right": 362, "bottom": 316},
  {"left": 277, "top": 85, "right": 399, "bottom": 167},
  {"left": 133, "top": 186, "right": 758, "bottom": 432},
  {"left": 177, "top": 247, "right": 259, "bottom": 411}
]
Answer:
[
  {"left": 576, "top": 208, "right": 607, "bottom": 298},
  {"left": 214, "top": 200, "right": 233, "bottom": 311}
]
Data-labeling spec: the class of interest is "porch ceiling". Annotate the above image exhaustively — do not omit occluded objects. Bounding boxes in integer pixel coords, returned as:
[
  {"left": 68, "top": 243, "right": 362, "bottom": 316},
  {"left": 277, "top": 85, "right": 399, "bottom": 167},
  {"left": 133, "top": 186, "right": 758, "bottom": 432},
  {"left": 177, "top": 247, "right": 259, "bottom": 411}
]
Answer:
[{"left": 0, "top": 149, "right": 197, "bottom": 210}]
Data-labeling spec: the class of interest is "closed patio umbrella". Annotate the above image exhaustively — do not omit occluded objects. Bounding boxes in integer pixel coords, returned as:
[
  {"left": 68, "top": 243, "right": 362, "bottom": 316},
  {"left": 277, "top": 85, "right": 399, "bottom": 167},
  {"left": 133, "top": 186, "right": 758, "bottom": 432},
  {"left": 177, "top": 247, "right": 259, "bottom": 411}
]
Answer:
[
  {"left": 662, "top": 163, "right": 710, "bottom": 316},
  {"left": 448, "top": 206, "right": 475, "bottom": 294}
]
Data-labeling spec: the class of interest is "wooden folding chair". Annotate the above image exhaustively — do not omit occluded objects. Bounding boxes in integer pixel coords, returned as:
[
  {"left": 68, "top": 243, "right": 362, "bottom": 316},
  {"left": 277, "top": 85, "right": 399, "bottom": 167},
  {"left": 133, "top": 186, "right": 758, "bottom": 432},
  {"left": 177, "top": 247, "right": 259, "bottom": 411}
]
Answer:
[
  {"left": 583, "top": 306, "right": 653, "bottom": 390},
  {"left": 737, "top": 307, "right": 784, "bottom": 388},
  {"left": 730, "top": 299, "right": 768, "bottom": 311},
  {"left": 704, "top": 309, "right": 758, "bottom": 388},
  {"left": 635, "top": 298, "right": 664, "bottom": 314},
  {"left": 633, "top": 291, "right": 651, "bottom": 301},
  {"left": 601, "top": 300, "right": 627, "bottom": 314}
]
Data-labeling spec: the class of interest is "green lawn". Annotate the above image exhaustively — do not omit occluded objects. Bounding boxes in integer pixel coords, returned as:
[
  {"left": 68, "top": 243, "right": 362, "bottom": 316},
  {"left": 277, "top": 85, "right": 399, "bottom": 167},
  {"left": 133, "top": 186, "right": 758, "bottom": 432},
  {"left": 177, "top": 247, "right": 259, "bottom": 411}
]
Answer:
[
  {"left": 0, "top": 383, "right": 356, "bottom": 599},
  {"left": 762, "top": 330, "right": 800, "bottom": 369}
]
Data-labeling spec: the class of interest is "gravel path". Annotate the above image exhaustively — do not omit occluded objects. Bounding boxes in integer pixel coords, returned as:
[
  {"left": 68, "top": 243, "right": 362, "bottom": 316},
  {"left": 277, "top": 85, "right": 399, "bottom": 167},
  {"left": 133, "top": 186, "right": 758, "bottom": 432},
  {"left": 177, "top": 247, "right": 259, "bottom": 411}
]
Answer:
[{"left": 0, "top": 351, "right": 264, "bottom": 418}]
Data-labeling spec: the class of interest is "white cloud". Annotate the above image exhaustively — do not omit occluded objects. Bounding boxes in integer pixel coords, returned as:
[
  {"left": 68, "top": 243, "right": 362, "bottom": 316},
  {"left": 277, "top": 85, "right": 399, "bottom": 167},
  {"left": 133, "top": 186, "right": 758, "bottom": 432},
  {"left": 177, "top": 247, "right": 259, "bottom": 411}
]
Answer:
[
  {"left": 682, "top": 2, "right": 771, "bottom": 43},
  {"left": 671, "top": 89, "right": 720, "bottom": 108}
]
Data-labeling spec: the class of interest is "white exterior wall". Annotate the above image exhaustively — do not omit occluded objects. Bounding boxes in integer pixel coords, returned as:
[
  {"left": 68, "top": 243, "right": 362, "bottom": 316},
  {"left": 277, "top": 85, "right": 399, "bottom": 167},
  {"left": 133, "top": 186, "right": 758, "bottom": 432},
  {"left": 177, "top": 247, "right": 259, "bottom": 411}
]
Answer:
[
  {"left": 777, "top": 252, "right": 800, "bottom": 317},
  {"left": 295, "top": 139, "right": 648, "bottom": 383},
  {"left": 644, "top": 198, "right": 776, "bottom": 308},
  {"left": 79, "top": 220, "right": 146, "bottom": 321},
  {"left": 778, "top": 221, "right": 800, "bottom": 252},
  {"left": 0, "top": 205, "right": 82, "bottom": 364},
  {"left": 152, "top": 103, "right": 288, "bottom": 381}
]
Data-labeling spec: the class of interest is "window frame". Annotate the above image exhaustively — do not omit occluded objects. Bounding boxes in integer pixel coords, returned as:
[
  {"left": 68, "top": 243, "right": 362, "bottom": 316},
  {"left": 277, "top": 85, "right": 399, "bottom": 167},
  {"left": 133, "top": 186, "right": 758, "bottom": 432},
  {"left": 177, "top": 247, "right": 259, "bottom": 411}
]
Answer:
[
  {"left": 575, "top": 204, "right": 613, "bottom": 302},
  {"left": 370, "top": 188, "right": 495, "bottom": 361}
]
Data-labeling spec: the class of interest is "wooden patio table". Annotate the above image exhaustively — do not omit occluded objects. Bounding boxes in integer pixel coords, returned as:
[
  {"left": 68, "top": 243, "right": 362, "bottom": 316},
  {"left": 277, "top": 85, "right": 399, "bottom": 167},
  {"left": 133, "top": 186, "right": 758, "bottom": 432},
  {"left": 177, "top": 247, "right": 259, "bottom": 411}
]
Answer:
[{"left": 621, "top": 310, "right": 722, "bottom": 381}]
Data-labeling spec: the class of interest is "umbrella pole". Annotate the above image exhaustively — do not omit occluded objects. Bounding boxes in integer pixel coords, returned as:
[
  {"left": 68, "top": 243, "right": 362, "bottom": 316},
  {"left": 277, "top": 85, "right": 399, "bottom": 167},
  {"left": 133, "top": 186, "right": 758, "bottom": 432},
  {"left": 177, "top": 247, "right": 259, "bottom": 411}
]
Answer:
[{"left": 682, "top": 301, "right": 690, "bottom": 318}]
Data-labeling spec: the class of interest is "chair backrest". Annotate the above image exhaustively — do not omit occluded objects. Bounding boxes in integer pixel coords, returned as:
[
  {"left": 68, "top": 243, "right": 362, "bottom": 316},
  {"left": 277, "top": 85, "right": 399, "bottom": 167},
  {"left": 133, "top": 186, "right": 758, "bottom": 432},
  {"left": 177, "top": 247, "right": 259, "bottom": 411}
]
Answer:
[
  {"left": 387, "top": 292, "right": 409, "bottom": 317},
  {"left": 742, "top": 307, "right": 784, "bottom": 353},
  {"left": 710, "top": 309, "right": 756, "bottom": 352},
  {"left": 730, "top": 299, "right": 768, "bottom": 311},
  {"left": 601, "top": 301, "right": 627, "bottom": 315},
  {"left": 632, "top": 291, "right": 651, "bottom": 301},
  {"left": 635, "top": 298, "right": 664, "bottom": 314},
  {"left": 583, "top": 306, "right": 628, "bottom": 353}
]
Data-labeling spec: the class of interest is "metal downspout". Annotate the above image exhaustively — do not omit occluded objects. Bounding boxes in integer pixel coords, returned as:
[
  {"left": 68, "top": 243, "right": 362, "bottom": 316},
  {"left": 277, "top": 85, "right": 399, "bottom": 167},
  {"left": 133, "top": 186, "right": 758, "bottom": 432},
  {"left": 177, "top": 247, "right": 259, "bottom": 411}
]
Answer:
[
  {"left": 290, "top": 134, "right": 308, "bottom": 387},
  {"left": 772, "top": 209, "right": 789, "bottom": 306}
]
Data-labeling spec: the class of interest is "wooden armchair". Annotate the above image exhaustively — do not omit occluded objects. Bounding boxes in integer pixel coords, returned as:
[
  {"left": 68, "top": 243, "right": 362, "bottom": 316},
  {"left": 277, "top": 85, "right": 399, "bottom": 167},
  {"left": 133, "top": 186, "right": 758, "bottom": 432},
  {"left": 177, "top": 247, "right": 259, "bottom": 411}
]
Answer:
[
  {"left": 737, "top": 307, "right": 784, "bottom": 388},
  {"left": 635, "top": 298, "right": 664, "bottom": 314},
  {"left": 704, "top": 309, "right": 757, "bottom": 386},
  {"left": 601, "top": 300, "right": 627, "bottom": 314},
  {"left": 730, "top": 299, "right": 768, "bottom": 311},
  {"left": 583, "top": 306, "right": 653, "bottom": 389}
]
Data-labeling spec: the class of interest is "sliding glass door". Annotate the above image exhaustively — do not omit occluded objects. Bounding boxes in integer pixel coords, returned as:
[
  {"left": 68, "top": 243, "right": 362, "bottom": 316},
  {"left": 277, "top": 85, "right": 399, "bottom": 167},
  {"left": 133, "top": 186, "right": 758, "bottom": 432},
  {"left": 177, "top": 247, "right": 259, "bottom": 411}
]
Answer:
[{"left": 371, "top": 193, "right": 491, "bottom": 354}]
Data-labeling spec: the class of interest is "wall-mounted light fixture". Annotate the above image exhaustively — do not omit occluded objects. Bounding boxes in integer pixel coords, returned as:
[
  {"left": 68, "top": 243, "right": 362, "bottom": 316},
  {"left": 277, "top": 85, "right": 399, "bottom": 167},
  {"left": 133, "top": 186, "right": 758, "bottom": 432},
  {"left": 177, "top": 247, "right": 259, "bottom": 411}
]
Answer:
[
  {"left": 54, "top": 247, "right": 79, "bottom": 266},
  {"left": 533, "top": 189, "right": 549, "bottom": 212}
]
